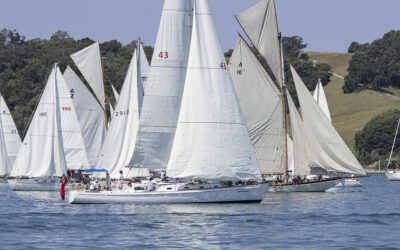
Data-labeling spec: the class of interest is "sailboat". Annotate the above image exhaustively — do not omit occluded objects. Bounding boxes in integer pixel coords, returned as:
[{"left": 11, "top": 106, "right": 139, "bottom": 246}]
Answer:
[
  {"left": 385, "top": 118, "right": 400, "bottom": 181},
  {"left": 69, "top": 0, "right": 267, "bottom": 204},
  {"left": 0, "top": 94, "right": 21, "bottom": 179},
  {"left": 8, "top": 65, "right": 70, "bottom": 191}
]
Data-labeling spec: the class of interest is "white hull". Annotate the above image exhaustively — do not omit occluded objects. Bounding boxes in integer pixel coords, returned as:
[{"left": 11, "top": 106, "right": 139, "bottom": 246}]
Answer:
[
  {"left": 69, "top": 184, "right": 268, "bottom": 204},
  {"left": 8, "top": 179, "right": 69, "bottom": 191},
  {"left": 268, "top": 179, "right": 341, "bottom": 192},
  {"left": 385, "top": 171, "right": 400, "bottom": 181},
  {"left": 335, "top": 178, "right": 362, "bottom": 188}
]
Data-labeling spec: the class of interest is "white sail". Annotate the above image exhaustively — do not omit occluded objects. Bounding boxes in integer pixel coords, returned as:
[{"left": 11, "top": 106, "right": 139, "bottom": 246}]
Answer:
[
  {"left": 132, "top": 0, "right": 193, "bottom": 169},
  {"left": 97, "top": 46, "right": 141, "bottom": 178},
  {"left": 57, "top": 71, "right": 90, "bottom": 170},
  {"left": 291, "top": 65, "right": 366, "bottom": 175},
  {"left": 287, "top": 135, "right": 294, "bottom": 174},
  {"left": 167, "top": 0, "right": 261, "bottom": 181},
  {"left": 313, "top": 80, "right": 331, "bottom": 122},
  {"left": 63, "top": 66, "right": 106, "bottom": 167},
  {"left": 0, "top": 115, "right": 11, "bottom": 175},
  {"left": 287, "top": 90, "right": 311, "bottom": 176},
  {"left": 0, "top": 95, "right": 21, "bottom": 166},
  {"left": 138, "top": 42, "right": 149, "bottom": 113},
  {"left": 71, "top": 42, "right": 105, "bottom": 108},
  {"left": 236, "top": 0, "right": 282, "bottom": 85},
  {"left": 229, "top": 36, "right": 284, "bottom": 174},
  {"left": 109, "top": 102, "right": 114, "bottom": 116},
  {"left": 11, "top": 65, "right": 67, "bottom": 177},
  {"left": 111, "top": 84, "right": 119, "bottom": 102}
]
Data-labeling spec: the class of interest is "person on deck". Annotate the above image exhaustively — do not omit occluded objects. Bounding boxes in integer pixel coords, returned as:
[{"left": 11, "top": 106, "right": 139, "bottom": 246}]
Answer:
[
  {"left": 119, "top": 170, "right": 124, "bottom": 189},
  {"left": 60, "top": 174, "right": 68, "bottom": 200},
  {"left": 146, "top": 177, "right": 155, "bottom": 191},
  {"left": 106, "top": 173, "right": 111, "bottom": 190}
]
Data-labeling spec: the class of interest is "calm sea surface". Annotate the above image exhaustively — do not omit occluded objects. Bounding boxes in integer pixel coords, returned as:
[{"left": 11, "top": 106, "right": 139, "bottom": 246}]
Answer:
[{"left": 1, "top": 174, "right": 399, "bottom": 249}]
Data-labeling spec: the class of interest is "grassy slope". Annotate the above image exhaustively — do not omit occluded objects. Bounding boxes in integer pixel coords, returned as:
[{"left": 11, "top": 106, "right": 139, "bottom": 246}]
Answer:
[{"left": 308, "top": 52, "right": 400, "bottom": 144}]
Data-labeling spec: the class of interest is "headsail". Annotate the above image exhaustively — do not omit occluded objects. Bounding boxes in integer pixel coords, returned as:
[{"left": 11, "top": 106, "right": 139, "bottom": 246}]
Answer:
[
  {"left": 71, "top": 42, "right": 105, "bottom": 108},
  {"left": 131, "top": 0, "right": 193, "bottom": 169},
  {"left": 229, "top": 36, "right": 284, "bottom": 174},
  {"left": 0, "top": 114, "right": 11, "bottom": 175},
  {"left": 236, "top": 0, "right": 282, "bottom": 85},
  {"left": 111, "top": 84, "right": 119, "bottom": 102},
  {"left": 167, "top": 0, "right": 261, "bottom": 181},
  {"left": 0, "top": 94, "right": 21, "bottom": 166},
  {"left": 63, "top": 66, "right": 106, "bottom": 167},
  {"left": 97, "top": 46, "right": 141, "bottom": 178},
  {"left": 11, "top": 65, "right": 67, "bottom": 177},
  {"left": 313, "top": 79, "right": 331, "bottom": 122},
  {"left": 291, "top": 65, "right": 366, "bottom": 175}
]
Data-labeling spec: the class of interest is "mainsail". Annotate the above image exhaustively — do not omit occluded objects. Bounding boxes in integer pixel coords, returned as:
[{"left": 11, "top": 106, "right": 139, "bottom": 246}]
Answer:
[
  {"left": 11, "top": 65, "right": 68, "bottom": 177},
  {"left": 0, "top": 114, "right": 11, "bottom": 175},
  {"left": 0, "top": 94, "right": 21, "bottom": 166},
  {"left": 291, "top": 66, "right": 366, "bottom": 175},
  {"left": 229, "top": 36, "right": 284, "bottom": 174},
  {"left": 71, "top": 42, "right": 105, "bottom": 108},
  {"left": 132, "top": 0, "right": 193, "bottom": 169},
  {"left": 64, "top": 66, "right": 106, "bottom": 167},
  {"left": 313, "top": 79, "right": 331, "bottom": 122},
  {"left": 236, "top": 0, "right": 282, "bottom": 85},
  {"left": 97, "top": 45, "right": 141, "bottom": 178},
  {"left": 167, "top": 0, "right": 261, "bottom": 181}
]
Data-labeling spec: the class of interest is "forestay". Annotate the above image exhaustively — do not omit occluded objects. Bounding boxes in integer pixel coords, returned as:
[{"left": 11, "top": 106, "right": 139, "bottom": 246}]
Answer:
[
  {"left": 132, "top": 0, "right": 193, "bottom": 169},
  {"left": 11, "top": 66, "right": 67, "bottom": 177},
  {"left": 291, "top": 66, "right": 366, "bottom": 175},
  {"left": 313, "top": 80, "right": 331, "bottom": 122},
  {"left": 57, "top": 70, "right": 90, "bottom": 170},
  {"left": 0, "top": 114, "right": 11, "bottom": 175},
  {"left": 236, "top": 0, "right": 282, "bottom": 85},
  {"left": 0, "top": 94, "right": 21, "bottom": 166},
  {"left": 229, "top": 36, "right": 284, "bottom": 175},
  {"left": 71, "top": 42, "right": 105, "bottom": 108},
  {"left": 64, "top": 66, "right": 106, "bottom": 167},
  {"left": 167, "top": 0, "right": 261, "bottom": 181},
  {"left": 97, "top": 46, "right": 141, "bottom": 178},
  {"left": 287, "top": 90, "right": 311, "bottom": 176}
]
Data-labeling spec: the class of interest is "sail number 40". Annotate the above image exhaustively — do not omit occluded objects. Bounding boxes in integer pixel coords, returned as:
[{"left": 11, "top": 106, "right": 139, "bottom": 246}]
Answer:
[{"left": 158, "top": 52, "right": 169, "bottom": 59}]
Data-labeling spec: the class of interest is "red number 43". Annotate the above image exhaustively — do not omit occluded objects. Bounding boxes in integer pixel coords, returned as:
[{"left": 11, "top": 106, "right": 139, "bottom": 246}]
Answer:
[{"left": 159, "top": 51, "right": 169, "bottom": 59}]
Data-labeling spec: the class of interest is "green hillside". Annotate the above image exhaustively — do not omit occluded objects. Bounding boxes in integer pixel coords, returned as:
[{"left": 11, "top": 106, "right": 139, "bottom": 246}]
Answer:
[{"left": 308, "top": 52, "right": 400, "bottom": 143}]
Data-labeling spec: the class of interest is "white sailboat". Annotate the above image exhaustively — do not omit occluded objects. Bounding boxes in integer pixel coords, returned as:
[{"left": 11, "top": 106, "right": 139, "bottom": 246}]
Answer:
[
  {"left": 8, "top": 65, "right": 69, "bottom": 191},
  {"left": 69, "top": 0, "right": 267, "bottom": 204},
  {"left": 385, "top": 118, "right": 400, "bottom": 181},
  {"left": 95, "top": 43, "right": 142, "bottom": 178}
]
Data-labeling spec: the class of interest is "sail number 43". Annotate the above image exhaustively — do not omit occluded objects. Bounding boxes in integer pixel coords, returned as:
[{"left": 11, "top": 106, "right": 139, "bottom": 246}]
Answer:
[{"left": 158, "top": 52, "right": 169, "bottom": 59}]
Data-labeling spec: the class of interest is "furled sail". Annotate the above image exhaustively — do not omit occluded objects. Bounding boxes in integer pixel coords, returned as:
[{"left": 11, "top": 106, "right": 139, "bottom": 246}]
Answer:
[
  {"left": 313, "top": 79, "right": 331, "bottom": 122},
  {"left": 0, "top": 115, "right": 11, "bottom": 175},
  {"left": 287, "top": 90, "right": 311, "bottom": 176},
  {"left": 131, "top": 0, "right": 193, "bottom": 169},
  {"left": 64, "top": 66, "right": 106, "bottom": 167},
  {"left": 291, "top": 65, "right": 366, "bottom": 175},
  {"left": 57, "top": 70, "right": 89, "bottom": 170},
  {"left": 97, "top": 46, "right": 141, "bottom": 178},
  {"left": 167, "top": 0, "right": 261, "bottom": 181},
  {"left": 0, "top": 94, "right": 21, "bottom": 166},
  {"left": 236, "top": 0, "right": 282, "bottom": 85},
  {"left": 11, "top": 65, "right": 67, "bottom": 177},
  {"left": 71, "top": 42, "right": 105, "bottom": 108},
  {"left": 229, "top": 36, "right": 284, "bottom": 174}
]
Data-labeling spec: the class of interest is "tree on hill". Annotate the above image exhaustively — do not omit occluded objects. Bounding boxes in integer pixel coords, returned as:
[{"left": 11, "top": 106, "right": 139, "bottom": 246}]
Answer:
[
  {"left": 343, "top": 30, "right": 400, "bottom": 93},
  {"left": 354, "top": 109, "right": 400, "bottom": 164}
]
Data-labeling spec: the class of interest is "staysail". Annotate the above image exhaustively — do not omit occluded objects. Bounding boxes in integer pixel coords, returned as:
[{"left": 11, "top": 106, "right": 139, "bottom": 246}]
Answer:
[
  {"left": 97, "top": 45, "right": 141, "bottom": 178},
  {"left": 236, "top": 0, "right": 282, "bottom": 85},
  {"left": 63, "top": 66, "right": 106, "bottom": 167},
  {"left": 11, "top": 65, "right": 67, "bottom": 177},
  {"left": 291, "top": 66, "right": 366, "bottom": 175},
  {"left": 313, "top": 79, "right": 331, "bottom": 122},
  {"left": 229, "top": 36, "right": 284, "bottom": 174},
  {"left": 0, "top": 94, "right": 21, "bottom": 166},
  {"left": 167, "top": 0, "right": 261, "bottom": 181},
  {"left": 131, "top": 0, "right": 193, "bottom": 169},
  {"left": 71, "top": 42, "right": 105, "bottom": 108}
]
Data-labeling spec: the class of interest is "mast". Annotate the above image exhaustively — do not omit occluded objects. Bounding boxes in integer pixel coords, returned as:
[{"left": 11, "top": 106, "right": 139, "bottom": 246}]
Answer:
[{"left": 387, "top": 118, "right": 400, "bottom": 169}]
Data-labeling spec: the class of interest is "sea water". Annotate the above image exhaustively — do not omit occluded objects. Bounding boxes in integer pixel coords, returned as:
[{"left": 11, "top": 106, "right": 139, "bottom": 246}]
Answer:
[{"left": 1, "top": 174, "right": 399, "bottom": 249}]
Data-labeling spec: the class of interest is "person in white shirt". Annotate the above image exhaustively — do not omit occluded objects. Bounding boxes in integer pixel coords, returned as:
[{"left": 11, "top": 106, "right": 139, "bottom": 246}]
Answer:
[
  {"left": 146, "top": 177, "right": 155, "bottom": 191},
  {"left": 119, "top": 170, "right": 124, "bottom": 189}
]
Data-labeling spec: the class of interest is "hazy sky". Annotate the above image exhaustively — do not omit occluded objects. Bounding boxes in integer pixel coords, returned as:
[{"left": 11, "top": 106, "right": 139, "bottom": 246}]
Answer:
[{"left": 1, "top": 0, "right": 399, "bottom": 52}]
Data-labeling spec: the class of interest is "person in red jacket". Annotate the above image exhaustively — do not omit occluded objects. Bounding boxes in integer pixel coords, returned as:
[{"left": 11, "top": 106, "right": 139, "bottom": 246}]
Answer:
[{"left": 60, "top": 174, "right": 68, "bottom": 200}]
